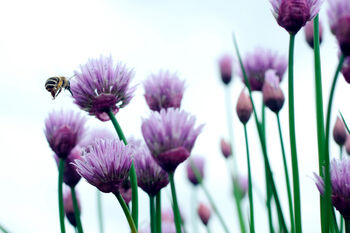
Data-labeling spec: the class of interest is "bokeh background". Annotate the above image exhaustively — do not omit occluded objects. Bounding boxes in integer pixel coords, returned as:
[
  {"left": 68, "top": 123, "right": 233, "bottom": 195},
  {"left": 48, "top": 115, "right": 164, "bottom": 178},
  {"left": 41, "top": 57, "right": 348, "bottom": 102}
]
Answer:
[{"left": 0, "top": 0, "right": 347, "bottom": 232}]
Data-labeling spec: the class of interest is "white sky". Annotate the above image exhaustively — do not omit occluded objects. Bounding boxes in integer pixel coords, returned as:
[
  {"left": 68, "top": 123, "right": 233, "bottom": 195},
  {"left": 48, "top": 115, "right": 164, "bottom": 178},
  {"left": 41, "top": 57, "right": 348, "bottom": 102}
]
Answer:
[{"left": 0, "top": 0, "right": 348, "bottom": 232}]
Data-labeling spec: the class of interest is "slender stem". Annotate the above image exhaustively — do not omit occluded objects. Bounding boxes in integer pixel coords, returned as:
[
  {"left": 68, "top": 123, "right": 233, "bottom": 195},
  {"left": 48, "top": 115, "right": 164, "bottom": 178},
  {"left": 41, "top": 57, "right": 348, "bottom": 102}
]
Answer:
[
  {"left": 70, "top": 187, "right": 84, "bottom": 233},
  {"left": 206, "top": 225, "right": 212, "bottom": 233},
  {"left": 156, "top": 191, "right": 162, "bottom": 233},
  {"left": 225, "top": 87, "right": 238, "bottom": 173},
  {"left": 190, "top": 160, "right": 231, "bottom": 233},
  {"left": 168, "top": 172, "right": 183, "bottom": 233},
  {"left": 340, "top": 146, "right": 343, "bottom": 160},
  {"left": 114, "top": 193, "right": 138, "bottom": 233},
  {"left": 277, "top": 113, "right": 295, "bottom": 233},
  {"left": 243, "top": 125, "right": 255, "bottom": 233},
  {"left": 58, "top": 158, "right": 66, "bottom": 233},
  {"left": 107, "top": 110, "right": 138, "bottom": 229},
  {"left": 0, "top": 224, "right": 10, "bottom": 233},
  {"left": 150, "top": 195, "right": 156, "bottom": 233},
  {"left": 192, "top": 188, "right": 198, "bottom": 233},
  {"left": 345, "top": 218, "right": 350, "bottom": 233},
  {"left": 340, "top": 112, "right": 350, "bottom": 133},
  {"left": 261, "top": 100, "right": 266, "bottom": 136},
  {"left": 233, "top": 34, "right": 288, "bottom": 233},
  {"left": 332, "top": 208, "right": 341, "bottom": 233},
  {"left": 97, "top": 190, "right": 104, "bottom": 233}
]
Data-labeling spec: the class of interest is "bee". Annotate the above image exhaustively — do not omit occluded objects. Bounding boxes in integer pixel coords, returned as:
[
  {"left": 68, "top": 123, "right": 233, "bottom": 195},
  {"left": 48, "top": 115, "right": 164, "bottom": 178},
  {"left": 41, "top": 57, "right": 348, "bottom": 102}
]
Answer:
[{"left": 45, "top": 76, "right": 74, "bottom": 99}]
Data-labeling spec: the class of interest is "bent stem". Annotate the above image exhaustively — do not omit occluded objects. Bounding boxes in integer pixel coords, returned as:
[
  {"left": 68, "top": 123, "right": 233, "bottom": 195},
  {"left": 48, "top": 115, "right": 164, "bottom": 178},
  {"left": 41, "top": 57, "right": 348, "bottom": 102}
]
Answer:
[
  {"left": 114, "top": 193, "right": 137, "bottom": 233},
  {"left": 168, "top": 172, "right": 183, "bottom": 233},
  {"left": 0, "top": 224, "right": 9, "bottom": 233},
  {"left": 156, "top": 191, "right": 162, "bottom": 233},
  {"left": 243, "top": 125, "right": 255, "bottom": 233},
  {"left": 107, "top": 109, "right": 138, "bottom": 229},
  {"left": 276, "top": 113, "right": 295, "bottom": 233},
  {"left": 71, "top": 187, "right": 84, "bottom": 233},
  {"left": 97, "top": 190, "right": 104, "bottom": 233},
  {"left": 58, "top": 158, "right": 66, "bottom": 233}
]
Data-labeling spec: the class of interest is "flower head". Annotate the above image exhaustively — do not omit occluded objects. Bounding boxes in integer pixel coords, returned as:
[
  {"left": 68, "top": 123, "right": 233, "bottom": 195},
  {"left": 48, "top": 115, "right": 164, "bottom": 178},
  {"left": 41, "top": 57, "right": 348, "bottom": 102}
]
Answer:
[
  {"left": 63, "top": 189, "right": 81, "bottom": 227},
  {"left": 333, "top": 116, "right": 347, "bottom": 146},
  {"left": 218, "top": 54, "right": 233, "bottom": 85},
  {"left": 239, "top": 48, "right": 287, "bottom": 91},
  {"left": 54, "top": 148, "right": 82, "bottom": 187},
  {"left": 304, "top": 19, "right": 323, "bottom": 48},
  {"left": 71, "top": 55, "right": 135, "bottom": 121},
  {"left": 220, "top": 139, "right": 232, "bottom": 159},
  {"left": 144, "top": 71, "right": 185, "bottom": 112},
  {"left": 263, "top": 70, "right": 285, "bottom": 113},
  {"left": 197, "top": 203, "right": 211, "bottom": 226},
  {"left": 236, "top": 89, "right": 253, "bottom": 124},
  {"left": 314, "top": 158, "right": 350, "bottom": 218},
  {"left": 133, "top": 140, "right": 169, "bottom": 196},
  {"left": 141, "top": 108, "right": 203, "bottom": 172},
  {"left": 270, "top": 0, "right": 322, "bottom": 34},
  {"left": 341, "top": 57, "right": 350, "bottom": 83},
  {"left": 45, "top": 110, "right": 86, "bottom": 159},
  {"left": 73, "top": 138, "right": 133, "bottom": 193},
  {"left": 186, "top": 157, "right": 205, "bottom": 186}
]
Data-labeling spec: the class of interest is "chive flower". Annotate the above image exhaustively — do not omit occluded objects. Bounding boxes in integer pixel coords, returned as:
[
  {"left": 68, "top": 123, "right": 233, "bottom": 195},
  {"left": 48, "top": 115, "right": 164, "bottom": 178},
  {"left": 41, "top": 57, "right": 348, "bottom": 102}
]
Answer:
[
  {"left": 197, "top": 203, "right": 211, "bottom": 226},
  {"left": 143, "top": 71, "right": 185, "bottom": 112},
  {"left": 304, "top": 19, "right": 323, "bottom": 48},
  {"left": 141, "top": 108, "right": 203, "bottom": 172},
  {"left": 186, "top": 156, "right": 205, "bottom": 186},
  {"left": 236, "top": 89, "right": 253, "bottom": 124},
  {"left": 45, "top": 110, "right": 86, "bottom": 159},
  {"left": 71, "top": 55, "right": 135, "bottom": 121},
  {"left": 333, "top": 116, "right": 348, "bottom": 146},
  {"left": 54, "top": 148, "right": 82, "bottom": 187},
  {"left": 120, "top": 179, "right": 132, "bottom": 204},
  {"left": 262, "top": 70, "right": 285, "bottom": 113},
  {"left": 63, "top": 189, "right": 81, "bottom": 227},
  {"left": 218, "top": 54, "right": 233, "bottom": 85},
  {"left": 220, "top": 139, "right": 232, "bottom": 159},
  {"left": 341, "top": 57, "right": 350, "bottom": 84}
]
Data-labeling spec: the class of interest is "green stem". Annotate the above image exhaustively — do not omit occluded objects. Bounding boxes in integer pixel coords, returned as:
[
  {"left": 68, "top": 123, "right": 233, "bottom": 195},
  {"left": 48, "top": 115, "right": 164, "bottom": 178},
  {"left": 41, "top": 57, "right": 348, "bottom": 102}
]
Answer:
[
  {"left": 332, "top": 208, "right": 341, "bottom": 233},
  {"left": 340, "top": 146, "right": 343, "bottom": 160},
  {"left": 150, "top": 195, "right": 156, "bottom": 233},
  {"left": 190, "top": 160, "right": 231, "bottom": 233},
  {"left": 107, "top": 109, "right": 138, "bottom": 229},
  {"left": 70, "top": 187, "right": 84, "bottom": 233},
  {"left": 156, "top": 191, "right": 162, "bottom": 233},
  {"left": 97, "top": 190, "right": 104, "bottom": 233},
  {"left": 233, "top": 34, "right": 288, "bottom": 233},
  {"left": 114, "top": 193, "right": 138, "bottom": 233},
  {"left": 58, "top": 158, "right": 66, "bottom": 233},
  {"left": 288, "top": 33, "right": 302, "bottom": 233},
  {"left": 192, "top": 188, "right": 198, "bottom": 233},
  {"left": 277, "top": 113, "right": 295, "bottom": 233},
  {"left": 225, "top": 87, "right": 238, "bottom": 173},
  {"left": 168, "top": 172, "right": 183, "bottom": 233},
  {"left": 243, "top": 125, "right": 255, "bottom": 233},
  {"left": 345, "top": 218, "right": 350, "bottom": 233},
  {"left": 206, "top": 225, "right": 212, "bottom": 233},
  {"left": 341, "top": 216, "right": 344, "bottom": 233},
  {"left": 0, "top": 224, "right": 10, "bottom": 233}
]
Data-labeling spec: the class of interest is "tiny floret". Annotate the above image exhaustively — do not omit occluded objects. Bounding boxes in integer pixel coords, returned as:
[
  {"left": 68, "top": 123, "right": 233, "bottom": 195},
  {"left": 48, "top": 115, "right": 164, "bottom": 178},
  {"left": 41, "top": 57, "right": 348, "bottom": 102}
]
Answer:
[{"left": 71, "top": 55, "right": 135, "bottom": 121}]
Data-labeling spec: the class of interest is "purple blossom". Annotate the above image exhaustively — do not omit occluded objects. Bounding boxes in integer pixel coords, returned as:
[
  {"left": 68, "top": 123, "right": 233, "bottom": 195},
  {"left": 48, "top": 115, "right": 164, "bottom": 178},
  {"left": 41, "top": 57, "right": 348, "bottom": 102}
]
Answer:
[
  {"left": 262, "top": 70, "right": 285, "bottom": 113},
  {"left": 197, "top": 203, "right": 211, "bottom": 226},
  {"left": 45, "top": 110, "right": 86, "bottom": 159},
  {"left": 71, "top": 55, "right": 135, "bottom": 121},
  {"left": 54, "top": 148, "right": 82, "bottom": 187},
  {"left": 239, "top": 48, "right": 287, "bottom": 91},
  {"left": 304, "top": 19, "right": 323, "bottom": 48},
  {"left": 236, "top": 89, "right": 252, "bottom": 124},
  {"left": 220, "top": 139, "right": 232, "bottom": 159},
  {"left": 186, "top": 157, "right": 205, "bottom": 186},
  {"left": 270, "top": 0, "right": 323, "bottom": 34},
  {"left": 120, "top": 179, "right": 132, "bottom": 204},
  {"left": 341, "top": 57, "right": 350, "bottom": 83},
  {"left": 218, "top": 54, "right": 233, "bottom": 85},
  {"left": 143, "top": 71, "right": 185, "bottom": 112},
  {"left": 314, "top": 158, "right": 350, "bottom": 218},
  {"left": 133, "top": 140, "right": 169, "bottom": 196},
  {"left": 141, "top": 108, "right": 203, "bottom": 172},
  {"left": 73, "top": 138, "right": 133, "bottom": 193},
  {"left": 333, "top": 116, "right": 348, "bottom": 146},
  {"left": 63, "top": 189, "right": 81, "bottom": 227}
]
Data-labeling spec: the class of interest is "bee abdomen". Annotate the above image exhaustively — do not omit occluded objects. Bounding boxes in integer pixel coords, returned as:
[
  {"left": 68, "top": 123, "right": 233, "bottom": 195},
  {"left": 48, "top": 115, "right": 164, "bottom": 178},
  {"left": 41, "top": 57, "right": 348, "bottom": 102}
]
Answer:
[{"left": 45, "top": 77, "right": 59, "bottom": 91}]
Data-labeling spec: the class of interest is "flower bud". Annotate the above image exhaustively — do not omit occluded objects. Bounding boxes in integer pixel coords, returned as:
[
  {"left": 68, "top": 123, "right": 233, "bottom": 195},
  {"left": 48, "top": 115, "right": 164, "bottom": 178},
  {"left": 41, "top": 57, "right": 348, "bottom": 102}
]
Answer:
[
  {"left": 63, "top": 189, "right": 81, "bottom": 227},
  {"left": 304, "top": 20, "right": 323, "bottom": 49},
  {"left": 186, "top": 157, "right": 205, "bottom": 186},
  {"left": 263, "top": 70, "right": 285, "bottom": 113},
  {"left": 54, "top": 148, "right": 82, "bottom": 187},
  {"left": 236, "top": 89, "right": 252, "bottom": 124},
  {"left": 218, "top": 55, "right": 233, "bottom": 85},
  {"left": 335, "top": 17, "right": 350, "bottom": 56},
  {"left": 220, "top": 139, "right": 232, "bottom": 159},
  {"left": 333, "top": 116, "right": 347, "bottom": 146},
  {"left": 197, "top": 203, "right": 211, "bottom": 226}
]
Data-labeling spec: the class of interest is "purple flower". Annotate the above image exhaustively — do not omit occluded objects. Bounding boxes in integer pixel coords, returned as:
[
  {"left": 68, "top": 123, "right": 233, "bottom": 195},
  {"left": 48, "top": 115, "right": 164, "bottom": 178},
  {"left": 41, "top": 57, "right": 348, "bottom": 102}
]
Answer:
[
  {"left": 54, "top": 148, "right": 82, "bottom": 187},
  {"left": 141, "top": 108, "right": 203, "bottom": 172},
  {"left": 73, "top": 138, "right": 133, "bottom": 193},
  {"left": 143, "top": 71, "right": 185, "bottom": 112},
  {"left": 263, "top": 70, "right": 285, "bottom": 113},
  {"left": 133, "top": 141, "right": 169, "bottom": 196},
  {"left": 341, "top": 57, "right": 350, "bottom": 84},
  {"left": 234, "top": 175, "right": 249, "bottom": 199},
  {"left": 63, "top": 189, "right": 81, "bottom": 227},
  {"left": 120, "top": 179, "right": 132, "bottom": 204},
  {"left": 314, "top": 158, "right": 350, "bottom": 218},
  {"left": 239, "top": 48, "right": 287, "bottom": 91},
  {"left": 236, "top": 89, "right": 253, "bottom": 124},
  {"left": 71, "top": 55, "right": 135, "bottom": 121},
  {"left": 304, "top": 19, "right": 323, "bottom": 48},
  {"left": 197, "top": 203, "right": 211, "bottom": 226},
  {"left": 218, "top": 55, "right": 233, "bottom": 85},
  {"left": 333, "top": 116, "right": 348, "bottom": 146},
  {"left": 45, "top": 110, "right": 86, "bottom": 159},
  {"left": 270, "top": 0, "right": 322, "bottom": 34},
  {"left": 186, "top": 157, "right": 205, "bottom": 186},
  {"left": 220, "top": 139, "right": 232, "bottom": 159}
]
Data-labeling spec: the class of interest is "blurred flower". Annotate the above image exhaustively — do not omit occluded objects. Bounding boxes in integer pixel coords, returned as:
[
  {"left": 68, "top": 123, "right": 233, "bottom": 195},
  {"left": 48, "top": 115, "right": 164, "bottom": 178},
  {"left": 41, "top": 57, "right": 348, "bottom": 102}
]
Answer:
[
  {"left": 54, "top": 147, "right": 82, "bottom": 187},
  {"left": 120, "top": 179, "right": 132, "bottom": 204},
  {"left": 234, "top": 175, "right": 249, "bottom": 199},
  {"left": 236, "top": 89, "right": 253, "bottom": 124},
  {"left": 333, "top": 116, "right": 347, "bottom": 146},
  {"left": 186, "top": 156, "right": 205, "bottom": 186},
  {"left": 220, "top": 139, "right": 232, "bottom": 159},
  {"left": 45, "top": 110, "right": 86, "bottom": 159},
  {"left": 263, "top": 70, "right": 285, "bottom": 113},
  {"left": 133, "top": 141, "right": 169, "bottom": 196},
  {"left": 141, "top": 108, "right": 203, "bottom": 172},
  {"left": 314, "top": 158, "right": 350, "bottom": 218},
  {"left": 304, "top": 19, "right": 323, "bottom": 48},
  {"left": 143, "top": 71, "right": 185, "bottom": 112},
  {"left": 63, "top": 189, "right": 81, "bottom": 227},
  {"left": 341, "top": 57, "right": 350, "bottom": 84},
  {"left": 218, "top": 54, "right": 233, "bottom": 85},
  {"left": 197, "top": 203, "right": 211, "bottom": 226},
  {"left": 73, "top": 138, "right": 133, "bottom": 193},
  {"left": 239, "top": 48, "right": 287, "bottom": 91},
  {"left": 345, "top": 136, "right": 350, "bottom": 155},
  {"left": 270, "top": 0, "right": 322, "bottom": 34},
  {"left": 71, "top": 55, "right": 135, "bottom": 121}
]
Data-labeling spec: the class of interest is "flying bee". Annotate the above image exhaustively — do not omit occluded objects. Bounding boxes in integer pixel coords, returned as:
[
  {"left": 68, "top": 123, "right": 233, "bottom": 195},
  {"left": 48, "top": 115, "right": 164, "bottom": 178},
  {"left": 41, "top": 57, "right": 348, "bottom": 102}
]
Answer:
[{"left": 45, "top": 76, "right": 74, "bottom": 99}]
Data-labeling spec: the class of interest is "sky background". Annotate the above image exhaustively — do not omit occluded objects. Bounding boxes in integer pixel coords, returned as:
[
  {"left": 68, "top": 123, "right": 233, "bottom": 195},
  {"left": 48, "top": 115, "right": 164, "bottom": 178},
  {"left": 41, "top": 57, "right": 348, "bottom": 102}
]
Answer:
[{"left": 0, "top": 0, "right": 348, "bottom": 232}]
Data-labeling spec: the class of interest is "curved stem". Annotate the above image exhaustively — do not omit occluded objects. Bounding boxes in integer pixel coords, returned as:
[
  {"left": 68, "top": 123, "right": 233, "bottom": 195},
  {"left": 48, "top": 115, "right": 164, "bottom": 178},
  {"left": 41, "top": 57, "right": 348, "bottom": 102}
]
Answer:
[
  {"left": 244, "top": 125, "right": 255, "bottom": 233},
  {"left": 0, "top": 224, "right": 10, "bottom": 233},
  {"left": 70, "top": 187, "right": 84, "bottom": 233},
  {"left": 276, "top": 113, "right": 295, "bottom": 233},
  {"left": 168, "top": 172, "right": 183, "bottom": 233},
  {"left": 58, "top": 158, "right": 66, "bottom": 233},
  {"left": 156, "top": 191, "right": 162, "bottom": 233},
  {"left": 107, "top": 110, "right": 138, "bottom": 229},
  {"left": 150, "top": 195, "right": 156, "bottom": 233},
  {"left": 97, "top": 190, "right": 104, "bottom": 233},
  {"left": 114, "top": 193, "right": 138, "bottom": 233}
]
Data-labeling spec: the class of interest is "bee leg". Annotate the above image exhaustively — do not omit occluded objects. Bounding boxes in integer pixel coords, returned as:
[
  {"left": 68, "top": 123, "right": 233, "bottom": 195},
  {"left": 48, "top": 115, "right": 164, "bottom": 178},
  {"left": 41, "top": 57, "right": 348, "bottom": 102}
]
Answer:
[
  {"left": 67, "top": 87, "right": 74, "bottom": 97},
  {"left": 51, "top": 90, "right": 56, "bottom": 99},
  {"left": 55, "top": 88, "right": 62, "bottom": 98}
]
